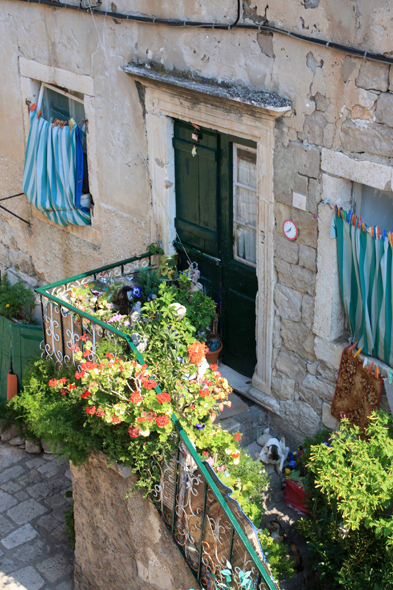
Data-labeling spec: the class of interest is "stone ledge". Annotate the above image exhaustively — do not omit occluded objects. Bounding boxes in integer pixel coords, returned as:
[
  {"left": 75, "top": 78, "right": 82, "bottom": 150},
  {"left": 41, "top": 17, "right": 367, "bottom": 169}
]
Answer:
[{"left": 247, "top": 388, "right": 281, "bottom": 415}]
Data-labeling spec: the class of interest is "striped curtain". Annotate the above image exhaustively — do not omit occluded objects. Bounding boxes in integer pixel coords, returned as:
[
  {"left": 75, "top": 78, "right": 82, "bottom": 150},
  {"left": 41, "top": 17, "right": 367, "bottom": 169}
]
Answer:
[
  {"left": 22, "top": 110, "right": 91, "bottom": 227},
  {"left": 335, "top": 211, "right": 393, "bottom": 366}
]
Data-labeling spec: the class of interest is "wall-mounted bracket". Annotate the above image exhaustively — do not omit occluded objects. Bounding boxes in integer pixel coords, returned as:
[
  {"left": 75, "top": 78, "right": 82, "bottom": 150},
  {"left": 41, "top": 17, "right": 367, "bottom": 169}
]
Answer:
[{"left": 0, "top": 193, "right": 31, "bottom": 226}]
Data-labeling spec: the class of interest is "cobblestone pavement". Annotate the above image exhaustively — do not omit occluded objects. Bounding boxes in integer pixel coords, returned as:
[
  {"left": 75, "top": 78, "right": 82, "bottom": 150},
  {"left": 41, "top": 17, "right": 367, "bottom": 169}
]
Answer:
[{"left": 0, "top": 442, "right": 74, "bottom": 590}]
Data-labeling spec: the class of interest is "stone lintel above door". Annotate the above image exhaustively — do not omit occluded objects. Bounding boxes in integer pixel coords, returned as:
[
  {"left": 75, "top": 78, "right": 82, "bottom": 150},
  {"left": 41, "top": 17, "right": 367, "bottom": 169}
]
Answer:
[{"left": 122, "top": 62, "right": 292, "bottom": 404}]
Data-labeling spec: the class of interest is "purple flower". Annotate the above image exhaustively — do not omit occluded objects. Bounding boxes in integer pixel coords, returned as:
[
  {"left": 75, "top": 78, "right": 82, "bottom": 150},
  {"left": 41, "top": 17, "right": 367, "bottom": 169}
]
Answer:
[
  {"left": 91, "top": 290, "right": 102, "bottom": 295},
  {"left": 194, "top": 424, "right": 205, "bottom": 430},
  {"left": 106, "top": 303, "right": 115, "bottom": 310},
  {"left": 177, "top": 356, "right": 184, "bottom": 363},
  {"left": 108, "top": 314, "right": 123, "bottom": 323},
  {"left": 132, "top": 286, "right": 142, "bottom": 298},
  {"left": 123, "top": 320, "right": 131, "bottom": 327}
]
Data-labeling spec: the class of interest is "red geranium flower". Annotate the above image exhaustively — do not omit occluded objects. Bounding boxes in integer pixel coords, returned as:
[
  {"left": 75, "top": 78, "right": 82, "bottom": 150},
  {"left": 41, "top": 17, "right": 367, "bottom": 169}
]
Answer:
[
  {"left": 142, "top": 378, "right": 157, "bottom": 390},
  {"left": 190, "top": 405, "right": 195, "bottom": 410},
  {"left": 156, "top": 392, "right": 171, "bottom": 404},
  {"left": 58, "top": 377, "right": 67, "bottom": 384},
  {"left": 70, "top": 344, "right": 79, "bottom": 352},
  {"left": 81, "top": 390, "right": 91, "bottom": 399},
  {"left": 60, "top": 388, "right": 67, "bottom": 395},
  {"left": 85, "top": 406, "right": 96, "bottom": 415},
  {"left": 105, "top": 353, "right": 114, "bottom": 359},
  {"left": 75, "top": 371, "right": 83, "bottom": 380},
  {"left": 232, "top": 452, "right": 240, "bottom": 459},
  {"left": 209, "top": 364, "right": 219, "bottom": 371},
  {"left": 112, "top": 415, "right": 121, "bottom": 424},
  {"left": 234, "top": 433, "right": 242, "bottom": 442},
  {"left": 128, "top": 426, "right": 141, "bottom": 438},
  {"left": 129, "top": 392, "right": 143, "bottom": 404},
  {"left": 83, "top": 362, "right": 98, "bottom": 371},
  {"left": 96, "top": 407, "right": 105, "bottom": 417},
  {"left": 68, "top": 384, "right": 76, "bottom": 390},
  {"left": 214, "top": 371, "right": 221, "bottom": 379},
  {"left": 136, "top": 416, "right": 146, "bottom": 423},
  {"left": 82, "top": 350, "right": 90, "bottom": 358},
  {"left": 48, "top": 379, "right": 57, "bottom": 387},
  {"left": 202, "top": 451, "right": 208, "bottom": 456},
  {"left": 199, "top": 388, "right": 210, "bottom": 397},
  {"left": 79, "top": 334, "right": 88, "bottom": 342},
  {"left": 156, "top": 415, "right": 170, "bottom": 428},
  {"left": 145, "top": 412, "right": 156, "bottom": 422},
  {"left": 188, "top": 341, "right": 205, "bottom": 366}
]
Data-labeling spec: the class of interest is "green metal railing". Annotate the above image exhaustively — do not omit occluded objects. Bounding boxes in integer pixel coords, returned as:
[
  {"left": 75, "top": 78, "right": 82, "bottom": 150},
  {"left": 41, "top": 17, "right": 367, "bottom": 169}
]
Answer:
[{"left": 36, "top": 254, "right": 278, "bottom": 590}]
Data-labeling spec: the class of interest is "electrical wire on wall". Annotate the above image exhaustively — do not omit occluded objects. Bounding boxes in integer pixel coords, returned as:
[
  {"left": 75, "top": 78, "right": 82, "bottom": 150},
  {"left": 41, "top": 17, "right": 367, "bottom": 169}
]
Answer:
[{"left": 12, "top": 0, "right": 393, "bottom": 65}]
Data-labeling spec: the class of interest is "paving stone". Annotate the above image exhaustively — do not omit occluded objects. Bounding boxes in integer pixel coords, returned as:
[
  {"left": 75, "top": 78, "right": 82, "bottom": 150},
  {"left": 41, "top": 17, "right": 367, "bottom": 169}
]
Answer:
[
  {"left": 0, "top": 514, "right": 15, "bottom": 537},
  {"left": 0, "top": 556, "right": 18, "bottom": 574},
  {"left": 28, "top": 480, "right": 66, "bottom": 502},
  {"left": 44, "top": 493, "right": 69, "bottom": 511},
  {"left": 52, "top": 523, "right": 69, "bottom": 542},
  {"left": 37, "top": 554, "right": 73, "bottom": 584},
  {"left": 0, "top": 490, "right": 18, "bottom": 512},
  {"left": 57, "top": 581, "right": 74, "bottom": 590},
  {"left": 64, "top": 469, "right": 72, "bottom": 480},
  {"left": 18, "top": 470, "right": 45, "bottom": 488},
  {"left": 36, "top": 514, "right": 59, "bottom": 533},
  {"left": 8, "top": 565, "right": 46, "bottom": 590},
  {"left": 1, "top": 481, "right": 22, "bottom": 494},
  {"left": 26, "top": 458, "right": 46, "bottom": 470},
  {"left": 14, "top": 491, "right": 30, "bottom": 502},
  {"left": 1, "top": 523, "right": 39, "bottom": 549},
  {"left": 38, "top": 462, "right": 61, "bottom": 479},
  {"left": 51, "top": 507, "right": 66, "bottom": 522},
  {"left": 0, "top": 465, "right": 25, "bottom": 485},
  {"left": 0, "top": 445, "right": 26, "bottom": 470},
  {"left": 12, "top": 539, "right": 50, "bottom": 563},
  {"left": 7, "top": 499, "right": 48, "bottom": 525}
]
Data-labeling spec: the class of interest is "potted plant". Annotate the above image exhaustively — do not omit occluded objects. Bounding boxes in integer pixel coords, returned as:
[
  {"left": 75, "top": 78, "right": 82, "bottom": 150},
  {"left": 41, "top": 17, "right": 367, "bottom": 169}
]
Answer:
[{"left": 0, "top": 276, "right": 43, "bottom": 402}]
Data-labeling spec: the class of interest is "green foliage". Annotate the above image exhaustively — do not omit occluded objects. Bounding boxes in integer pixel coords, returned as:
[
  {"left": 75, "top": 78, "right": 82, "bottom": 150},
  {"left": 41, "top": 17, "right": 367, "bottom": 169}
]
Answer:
[
  {"left": 258, "top": 529, "right": 296, "bottom": 582},
  {"left": 64, "top": 500, "right": 75, "bottom": 550},
  {"left": 171, "top": 274, "right": 217, "bottom": 338},
  {"left": 0, "top": 276, "right": 36, "bottom": 323},
  {"left": 298, "top": 412, "right": 393, "bottom": 589},
  {"left": 218, "top": 451, "right": 269, "bottom": 528},
  {"left": 147, "top": 243, "right": 164, "bottom": 256},
  {"left": 134, "top": 268, "right": 161, "bottom": 302}
]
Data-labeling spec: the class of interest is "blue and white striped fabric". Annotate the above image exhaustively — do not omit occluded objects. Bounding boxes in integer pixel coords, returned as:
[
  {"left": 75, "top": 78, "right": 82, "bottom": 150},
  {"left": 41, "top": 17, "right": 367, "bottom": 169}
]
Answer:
[{"left": 22, "top": 110, "right": 91, "bottom": 227}]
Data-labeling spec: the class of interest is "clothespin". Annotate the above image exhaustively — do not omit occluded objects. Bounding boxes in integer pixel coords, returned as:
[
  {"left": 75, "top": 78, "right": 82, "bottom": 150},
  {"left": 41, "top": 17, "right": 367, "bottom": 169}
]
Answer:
[
  {"left": 349, "top": 341, "right": 358, "bottom": 351},
  {"left": 353, "top": 347, "right": 362, "bottom": 358},
  {"left": 52, "top": 118, "right": 58, "bottom": 127},
  {"left": 30, "top": 103, "right": 37, "bottom": 112},
  {"left": 70, "top": 118, "right": 76, "bottom": 127},
  {"left": 383, "top": 229, "right": 387, "bottom": 243},
  {"left": 37, "top": 110, "right": 42, "bottom": 119},
  {"left": 348, "top": 211, "right": 353, "bottom": 225},
  {"left": 388, "top": 370, "right": 392, "bottom": 384},
  {"left": 368, "top": 361, "right": 374, "bottom": 374},
  {"left": 375, "top": 365, "right": 380, "bottom": 379},
  {"left": 363, "top": 358, "right": 368, "bottom": 368}
]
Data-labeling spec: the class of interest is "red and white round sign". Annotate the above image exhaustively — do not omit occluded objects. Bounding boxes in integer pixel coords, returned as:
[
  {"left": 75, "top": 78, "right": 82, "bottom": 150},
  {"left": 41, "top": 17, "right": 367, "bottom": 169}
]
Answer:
[{"left": 282, "top": 219, "right": 298, "bottom": 241}]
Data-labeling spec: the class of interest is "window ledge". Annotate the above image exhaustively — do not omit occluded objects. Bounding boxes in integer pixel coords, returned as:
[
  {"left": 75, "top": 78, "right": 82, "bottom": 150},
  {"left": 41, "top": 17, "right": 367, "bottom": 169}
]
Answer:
[{"left": 31, "top": 207, "right": 100, "bottom": 246}]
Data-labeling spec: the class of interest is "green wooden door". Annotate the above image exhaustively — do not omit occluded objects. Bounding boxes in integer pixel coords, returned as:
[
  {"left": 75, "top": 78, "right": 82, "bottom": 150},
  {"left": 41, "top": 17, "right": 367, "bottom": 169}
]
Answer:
[{"left": 173, "top": 121, "right": 258, "bottom": 377}]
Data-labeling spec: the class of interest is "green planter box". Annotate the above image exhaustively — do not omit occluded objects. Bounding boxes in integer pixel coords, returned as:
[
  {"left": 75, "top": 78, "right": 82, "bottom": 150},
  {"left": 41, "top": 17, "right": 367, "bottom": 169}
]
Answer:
[{"left": 0, "top": 315, "right": 43, "bottom": 402}]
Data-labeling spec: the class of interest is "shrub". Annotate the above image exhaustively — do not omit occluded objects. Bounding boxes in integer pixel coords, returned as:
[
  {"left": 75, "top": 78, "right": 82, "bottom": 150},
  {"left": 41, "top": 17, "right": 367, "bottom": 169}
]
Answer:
[
  {"left": 0, "top": 276, "right": 36, "bottom": 323},
  {"left": 297, "top": 412, "right": 393, "bottom": 590}
]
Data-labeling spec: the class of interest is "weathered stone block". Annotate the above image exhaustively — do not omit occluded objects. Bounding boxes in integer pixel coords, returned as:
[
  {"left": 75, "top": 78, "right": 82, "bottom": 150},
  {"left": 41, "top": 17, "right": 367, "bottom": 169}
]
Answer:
[
  {"left": 8, "top": 436, "right": 25, "bottom": 446},
  {"left": 273, "top": 142, "right": 321, "bottom": 205},
  {"left": 341, "top": 120, "right": 393, "bottom": 157},
  {"left": 356, "top": 61, "right": 389, "bottom": 92},
  {"left": 18, "top": 252, "right": 35, "bottom": 276},
  {"left": 25, "top": 440, "right": 42, "bottom": 454},
  {"left": 274, "top": 232, "right": 299, "bottom": 264},
  {"left": 71, "top": 452, "right": 198, "bottom": 590},
  {"left": 299, "top": 244, "right": 317, "bottom": 272},
  {"left": 297, "top": 385, "right": 323, "bottom": 413},
  {"left": 293, "top": 174, "right": 308, "bottom": 195},
  {"left": 271, "top": 375, "right": 295, "bottom": 401},
  {"left": 300, "top": 373, "right": 336, "bottom": 403},
  {"left": 1, "top": 524, "right": 39, "bottom": 550},
  {"left": 376, "top": 92, "right": 393, "bottom": 128},
  {"left": 274, "top": 284, "right": 302, "bottom": 321},
  {"left": 1, "top": 425, "right": 19, "bottom": 442},
  {"left": 280, "top": 319, "right": 316, "bottom": 361},
  {"left": 275, "top": 348, "right": 307, "bottom": 383},
  {"left": 390, "top": 66, "right": 393, "bottom": 92},
  {"left": 303, "top": 111, "right": 328, "bottom": 146},
  {"left": 280, "top": 400, "right": 320, "bottom": 439},
  {"left": 302, "top": 293, "right": 315, "bottom": 330},
  {"left": 274, "top": 257, "right": 316, "bottom": 296},
  {"left": 322, "top": 402, "right": 340, "bottom": 430},
  {"left": 351, "top": 105, "right": 373, "bottom": 120},
  {"left": 275, "top": 202, "right": 318, "bottom": 249},
  {"left": 0, "top": 243, "right": 8, "bottom": 271}
]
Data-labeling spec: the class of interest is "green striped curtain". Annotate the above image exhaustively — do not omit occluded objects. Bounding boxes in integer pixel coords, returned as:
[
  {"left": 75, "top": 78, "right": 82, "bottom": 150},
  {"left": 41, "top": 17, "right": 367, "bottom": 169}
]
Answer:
[{"left": 335, "top": 214, "right": 393, "bottom": 365}]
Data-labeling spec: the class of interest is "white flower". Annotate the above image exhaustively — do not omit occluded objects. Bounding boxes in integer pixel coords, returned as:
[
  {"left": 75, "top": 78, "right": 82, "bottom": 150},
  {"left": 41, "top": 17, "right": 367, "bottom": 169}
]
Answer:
[
  {"left": 225, "top": 448, "right": 232, "bottom": 455},
  {"left": 233, "top": 458, "right": 240, "bottom": 465},
  {"left": 170, "top": 303, "right": 187, "bottom": 318},
  {"left": 140, "top": 429, "right": 150, "bottom": 437}
]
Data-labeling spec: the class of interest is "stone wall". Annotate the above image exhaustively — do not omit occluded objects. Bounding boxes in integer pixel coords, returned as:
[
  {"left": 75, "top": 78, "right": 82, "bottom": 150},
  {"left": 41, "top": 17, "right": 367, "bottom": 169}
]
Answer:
[
  {"left": 70, "top": 452, "right": 198, "bottom": 590},
  {"left": 1, "top": 0, "right": 393, "bottom": 441}
]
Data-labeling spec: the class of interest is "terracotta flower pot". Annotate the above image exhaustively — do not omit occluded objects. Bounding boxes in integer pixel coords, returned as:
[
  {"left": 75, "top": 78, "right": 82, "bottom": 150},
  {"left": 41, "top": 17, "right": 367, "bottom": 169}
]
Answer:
[{"left": 205, "top": 342, "right": 223, "bottom": 364}]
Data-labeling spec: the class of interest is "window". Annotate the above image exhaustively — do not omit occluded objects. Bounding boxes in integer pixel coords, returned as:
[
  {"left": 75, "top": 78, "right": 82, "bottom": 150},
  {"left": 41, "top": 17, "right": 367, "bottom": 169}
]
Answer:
[
  {"left": 39, "top": 83, "right": 91, "bottom": 207},
  {"left": 233, "top": 144, "right": 257, "bottom": 267},
  {"left": 353, "top": 183, "right": 393, "bottom": 231}
]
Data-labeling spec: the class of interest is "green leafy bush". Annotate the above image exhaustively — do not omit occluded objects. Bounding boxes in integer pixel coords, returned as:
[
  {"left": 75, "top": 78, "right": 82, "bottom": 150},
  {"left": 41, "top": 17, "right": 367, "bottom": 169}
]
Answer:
[
  {"left": 297, "top": 412, "right": 393, "bottom": 589},
  {"left": 0, "top": 276, "right": 36, "bottom": 323},
  {"left": 258, "top": 529, "right": 296, "bottom": 582}
]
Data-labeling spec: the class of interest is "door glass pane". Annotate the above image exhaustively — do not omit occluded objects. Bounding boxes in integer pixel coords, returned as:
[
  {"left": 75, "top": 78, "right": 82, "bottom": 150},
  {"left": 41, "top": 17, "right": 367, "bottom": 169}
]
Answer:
[
  {"left": 236, "top": 186, "right": 257, "bottom": 228},
  {"left": 237, "top": 148, "right": 257, "bottom": 188},
  {"left": 236, "top": 225, "right": 256, "bottom": 265},
  {"left": 42, "top": 86, "right": 85, "bottom": 129}
]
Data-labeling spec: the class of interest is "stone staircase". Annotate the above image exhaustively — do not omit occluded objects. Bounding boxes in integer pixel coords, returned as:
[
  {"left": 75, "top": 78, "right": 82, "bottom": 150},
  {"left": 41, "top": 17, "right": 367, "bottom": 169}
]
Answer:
[{"left": 218, "top": 363, "right": 315, "bottom": 590}]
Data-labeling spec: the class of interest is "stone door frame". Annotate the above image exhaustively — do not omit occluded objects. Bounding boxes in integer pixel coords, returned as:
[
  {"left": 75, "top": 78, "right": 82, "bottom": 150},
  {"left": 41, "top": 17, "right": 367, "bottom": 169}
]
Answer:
[{"left": 134, "top": 78, "right": 287, "bottom": 397}]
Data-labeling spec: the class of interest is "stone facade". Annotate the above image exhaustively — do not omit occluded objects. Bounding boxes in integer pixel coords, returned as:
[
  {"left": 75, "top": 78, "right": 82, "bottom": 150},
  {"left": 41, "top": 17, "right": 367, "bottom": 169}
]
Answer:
[
  {"left": 70, "top": 452, "right": 198, "bottom": 590},
  {"left": 1, "top": 0, "right": 393, "bottom": 441}
]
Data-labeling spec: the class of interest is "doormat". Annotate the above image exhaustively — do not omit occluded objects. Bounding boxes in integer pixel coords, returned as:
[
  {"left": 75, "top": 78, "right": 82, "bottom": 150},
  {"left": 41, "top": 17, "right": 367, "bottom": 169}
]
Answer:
[{"left": 331, "top": 346, "right": 383, "bottom": 431}]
